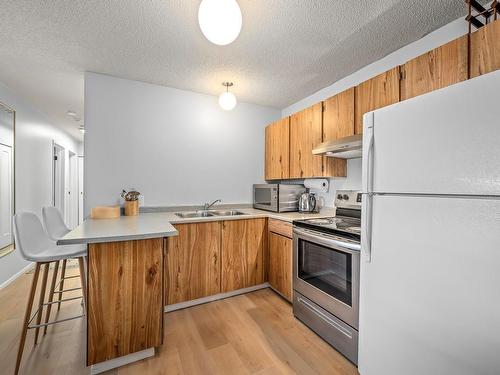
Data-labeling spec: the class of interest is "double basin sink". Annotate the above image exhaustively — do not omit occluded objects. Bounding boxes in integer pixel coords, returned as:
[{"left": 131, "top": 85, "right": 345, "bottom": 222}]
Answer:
[{"left": 175, "top": 209, "right": 247, "bottom": 219}]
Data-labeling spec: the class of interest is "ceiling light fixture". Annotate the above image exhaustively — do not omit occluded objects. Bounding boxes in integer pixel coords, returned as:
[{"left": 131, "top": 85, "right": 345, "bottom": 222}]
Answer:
[
  {"left": 219, "top": 82, "right": 237, "bottom": 111},
  {"left": 198, "top": 0, "right": 242, "bottom": 46}
]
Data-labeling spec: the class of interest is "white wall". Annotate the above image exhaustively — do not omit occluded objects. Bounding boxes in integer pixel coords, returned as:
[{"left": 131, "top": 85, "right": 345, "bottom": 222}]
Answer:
[
  {"left": 0, "top": 82, "right": 82, "bottom": 287},
  {"left": 282, "top": 17, "right": 469, "bottom": 206},
  {"left": 84, "top": 73, "right": 280, "bottom": 213}
]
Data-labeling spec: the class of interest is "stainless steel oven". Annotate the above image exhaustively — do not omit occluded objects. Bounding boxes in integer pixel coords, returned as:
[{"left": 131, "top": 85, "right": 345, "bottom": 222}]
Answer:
[
  {"left": 253, "top": 184, "right": 305, "bottom": 212},
  {"left": 292, "top": 190, "right": 362, "bottom": 364},
  {"left": 293, "top": 227, "right": 360, "bottom": 329}
]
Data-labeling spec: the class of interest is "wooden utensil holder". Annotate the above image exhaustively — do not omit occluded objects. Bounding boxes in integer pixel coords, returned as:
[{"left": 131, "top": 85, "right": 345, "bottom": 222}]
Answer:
[{"left": 124, "top": 200, "right": 139, "bottom": 216}]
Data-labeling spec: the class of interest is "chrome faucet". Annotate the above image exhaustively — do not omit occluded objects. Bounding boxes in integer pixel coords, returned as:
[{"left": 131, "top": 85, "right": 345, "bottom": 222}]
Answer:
[{"left": 203, "top": 199, "right": 222, "bottom": 211}]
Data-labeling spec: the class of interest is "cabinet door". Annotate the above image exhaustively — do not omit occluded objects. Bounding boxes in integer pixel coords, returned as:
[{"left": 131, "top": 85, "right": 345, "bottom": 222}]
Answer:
[
  {"left": 322, "top": 88, "right": 354, "bottom": 177},
  {"left": 268, "top": 232, "right": 292, "bottom": 302},
  {"left": 470, "top": 20, "right": 500, "bottom": 78},
  {"left": 401, "top": 36, "right": 468, "bottom": 101},
  {"left": 354, "top": 67, "right": 400, "bottom": 134},
  {"left": 265, "top": 118, "right": 290, "bottom": 180},
  {"left": 222, "top": 218, "right": 266, "bottom": 292},
  {"left": 165, "top": 222, "right": 221, "bottom": 304},
  {"left": 290, "top": 103, "right": 324, "bottom": 178}
]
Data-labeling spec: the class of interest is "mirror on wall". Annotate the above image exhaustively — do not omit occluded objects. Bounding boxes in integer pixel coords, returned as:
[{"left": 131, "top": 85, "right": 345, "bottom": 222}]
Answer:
[{"left": 0, "top": 102, "right": 15, "bottom": 258}]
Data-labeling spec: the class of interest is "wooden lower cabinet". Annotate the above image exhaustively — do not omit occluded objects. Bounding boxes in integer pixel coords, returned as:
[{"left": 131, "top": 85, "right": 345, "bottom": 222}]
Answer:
[
  {"left": 221, "top": 218, "right": 267, "bottom": 292},
  {"left": 268, "top": 232, "right": 293, "bottom": 302},
  {"left": 87, "top": 238, "right": 164, "bottom": 365},
  {"left": 165, "top": 222, "right": 221, "bottom": 304}
]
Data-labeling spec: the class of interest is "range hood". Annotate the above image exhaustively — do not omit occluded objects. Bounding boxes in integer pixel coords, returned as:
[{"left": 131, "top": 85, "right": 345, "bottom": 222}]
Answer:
[{"left": 312, "top": 134, "right": 363, "bottom": 159}]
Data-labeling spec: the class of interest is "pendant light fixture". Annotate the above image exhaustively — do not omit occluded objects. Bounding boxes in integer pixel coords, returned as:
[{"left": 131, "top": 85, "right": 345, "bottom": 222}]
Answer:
[
  {"left": 198, "top": 0, "right": 242, "bottom": 46},
  {"left": 219, "top": 82, "right": 237, "bottom": 111}
]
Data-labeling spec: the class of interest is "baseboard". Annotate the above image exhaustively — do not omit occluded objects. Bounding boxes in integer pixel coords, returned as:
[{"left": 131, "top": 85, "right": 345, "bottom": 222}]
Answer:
[
  {"left": 90, "top": 348, "right": 155, "bottom": 374},
  {"left": 0, "top": 262, "right": 34, "bottom": 290},
  {"left": 164, "top": 283, "right": 270, "bottom": 312}
]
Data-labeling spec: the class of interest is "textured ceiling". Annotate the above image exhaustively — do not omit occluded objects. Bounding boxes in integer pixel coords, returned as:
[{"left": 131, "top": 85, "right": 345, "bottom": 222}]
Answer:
[{"left": 0, "top": 0, "right": 474, "bottom": 140}]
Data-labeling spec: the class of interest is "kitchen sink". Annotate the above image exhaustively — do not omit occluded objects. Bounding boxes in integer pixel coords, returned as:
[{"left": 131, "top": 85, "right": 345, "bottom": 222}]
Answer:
[
  {"left": 210, "top": 210, "right": 246, "bottom": 216},
  {"left": 174, "top": 209, "right": 247, "bottom": 218},
  {"left": 175, "top": 210, "right": 215, "bottom": 218}
]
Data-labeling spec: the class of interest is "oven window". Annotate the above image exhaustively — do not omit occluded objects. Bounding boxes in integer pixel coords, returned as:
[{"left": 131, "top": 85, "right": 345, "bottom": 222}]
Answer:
[
  {"left": 254, "top": 188, "right": 272, "bottom": 206},
  {"left": 298, "top": 239, "right": 352, "bottom": 306}
]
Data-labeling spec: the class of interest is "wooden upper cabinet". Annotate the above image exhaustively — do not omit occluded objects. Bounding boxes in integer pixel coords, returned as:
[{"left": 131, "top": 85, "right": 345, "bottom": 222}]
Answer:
[
  {"left": 470, "top": 19, "right": 500, "bottom": 78},
  {"left": 401, "top": 36, "right": 468, "bottom": 101},
  {"left": 321, "top": 88, "right": 354, "bottom": 178},
  {"left": 354, "top": 67, "right": 400, "bottom": 134},
  {"left": 323, "top": 87, "right": 355, "bottom": 141},
  {"left": 221, "top": 218, "right": 266, "bottom": 292},
  {"left": 165, "top": 222, "right": 221, "bottom": 304},
  {"left": 265, "top": 118, "right": 290, "bottom": 180},
  {"left": 289, "top": 103, "right": 324, "bottom": 178}
]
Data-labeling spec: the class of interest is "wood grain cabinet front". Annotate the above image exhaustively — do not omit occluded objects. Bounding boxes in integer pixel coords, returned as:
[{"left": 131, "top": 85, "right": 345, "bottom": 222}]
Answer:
[
  {"left": 265, "top": 117, "right": 290, "bottom": 180},
  {"left": 354, "top": 67, "right": 400, "bottom": 135},
  {"left": 221, "top": 218, "right": 267, "bottom": 293},
  {"left": 470, "top": 19, "right": 500, "bottom": 78},
  {"left": 401, "top": 35, "right": 468, "bottom": 101},
  {"left": 87, "top": 238, "right": 164, "bottom": 365},
  {"left": 268, "top": 231, "right": 293, "bottom": 302},
  {"left": 289, "top": 103, "right": 324, "bottom": 178},
  {"left": 165, "top": 222, "right": 221, "bottom": 305}
]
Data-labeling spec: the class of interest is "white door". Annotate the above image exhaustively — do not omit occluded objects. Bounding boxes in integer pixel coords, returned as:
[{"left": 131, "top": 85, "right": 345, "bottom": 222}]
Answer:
[
  {"left": 0, "top": 143, "right": 13, "bottom": 249},
  {"left": 53, "top": 143, "right": 65, "bottom": 221},
  {"left": 364, "top": 70, "right": 500, "bottom": 196},
  {"left": 358, "top": 195, "right": 500, "bottom": 375}
]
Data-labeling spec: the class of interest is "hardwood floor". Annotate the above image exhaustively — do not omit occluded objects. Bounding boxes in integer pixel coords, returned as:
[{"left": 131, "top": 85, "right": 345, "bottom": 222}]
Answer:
[{"left": 0, "top": 266, "right": 358, "bottom": 374}]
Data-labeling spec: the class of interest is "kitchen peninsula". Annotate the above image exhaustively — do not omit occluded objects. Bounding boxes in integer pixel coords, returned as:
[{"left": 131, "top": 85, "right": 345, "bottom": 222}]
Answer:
[{"left": 58, "top": 207, "right": 335, "bottom": 373}]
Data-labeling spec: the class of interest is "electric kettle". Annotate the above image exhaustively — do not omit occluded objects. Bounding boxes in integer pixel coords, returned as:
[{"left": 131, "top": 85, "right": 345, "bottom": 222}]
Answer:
[{"left": 299, "top": 192, "right": 317, "bottom": 213}]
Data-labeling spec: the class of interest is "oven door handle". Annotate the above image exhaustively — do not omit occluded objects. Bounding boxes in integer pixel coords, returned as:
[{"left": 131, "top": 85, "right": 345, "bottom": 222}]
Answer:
[
  {"left": 293, "top": 227, "right": 361, "bottom": 253},
  {"left": 297, "top": 296, "right": 353, "bottom": 338}
]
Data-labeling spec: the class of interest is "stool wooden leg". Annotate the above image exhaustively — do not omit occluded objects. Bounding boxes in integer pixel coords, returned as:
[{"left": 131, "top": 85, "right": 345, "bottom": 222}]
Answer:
[
  {"left": 34, "top": 263, "right": 49, "bottom": 345},
  {"left": 43, "top": 260, "right": 60, "bottom": 335},
  {"left": 57, "top": 259, "right": 67, "bottom": 311},
  {"left": 78, "top": 257, "right": 87, "bottom": 313},
  {"left": 15, "top": 263, "right": 41, "bottom": 375}
]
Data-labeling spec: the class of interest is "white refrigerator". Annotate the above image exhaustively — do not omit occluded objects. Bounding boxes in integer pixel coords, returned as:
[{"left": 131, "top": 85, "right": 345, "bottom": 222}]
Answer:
[{"left": 359, "top": 70, "right": 500, "bottom": 375}]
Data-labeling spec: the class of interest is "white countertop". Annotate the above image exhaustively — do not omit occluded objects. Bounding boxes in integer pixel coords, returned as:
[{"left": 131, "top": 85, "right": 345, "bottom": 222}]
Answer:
[{"left": 58, "top": 207, "right": 336, "bottom": 245}]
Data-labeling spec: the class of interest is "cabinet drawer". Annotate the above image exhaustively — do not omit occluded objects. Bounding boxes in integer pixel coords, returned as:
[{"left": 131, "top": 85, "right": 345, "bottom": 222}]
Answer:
[{"left": 268, "top": 218, "right": 292, "bottom": 238}]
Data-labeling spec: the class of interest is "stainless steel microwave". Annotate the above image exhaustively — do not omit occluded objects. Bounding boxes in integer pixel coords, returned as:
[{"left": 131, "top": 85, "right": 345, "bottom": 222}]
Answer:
[{"left": 253, "top": 184, "right": 306, "bottom": 212}]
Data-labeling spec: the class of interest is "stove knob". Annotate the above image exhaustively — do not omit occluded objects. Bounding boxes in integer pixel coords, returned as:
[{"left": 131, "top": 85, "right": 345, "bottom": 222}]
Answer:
[
  {"left": 343, "top": 194, "right": 349, "bottom": 200},
  {"left": 337, "top": 194, "right": 343, "bottom": 200}
]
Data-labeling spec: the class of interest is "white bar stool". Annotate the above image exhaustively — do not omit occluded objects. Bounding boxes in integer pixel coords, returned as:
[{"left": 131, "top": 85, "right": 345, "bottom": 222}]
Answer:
[
  {"left": 13, "top": 212, "right": 87, "bottom": 375},
  {"left": 42, "top": 206, "right": 87, "bottom": 315}
]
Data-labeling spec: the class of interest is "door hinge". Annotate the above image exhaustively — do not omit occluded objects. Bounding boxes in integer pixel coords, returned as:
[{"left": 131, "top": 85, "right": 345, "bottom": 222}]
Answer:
[{"left": 54, "top": 155, "right": 58, "bottom": 161}]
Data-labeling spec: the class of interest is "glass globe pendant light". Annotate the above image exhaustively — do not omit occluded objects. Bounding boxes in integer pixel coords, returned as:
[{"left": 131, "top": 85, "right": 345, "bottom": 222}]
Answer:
[
  {"left": 198, "top": 0, "right": 242, "bottom": 46},
  {"left": 219, "top": 82, "right": 237, "bottom": 111}
]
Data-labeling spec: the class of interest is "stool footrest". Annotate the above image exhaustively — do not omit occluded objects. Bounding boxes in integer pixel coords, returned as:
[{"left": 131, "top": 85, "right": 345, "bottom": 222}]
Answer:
[
  {"left": 28, "top": 314, "right": 84, "bottom": 329},
  {"left": 27, "top": 296, "right": 83, "bottom": 325},
  {"left": 53, "top": 286, "right": 82, "bottom": 294}
]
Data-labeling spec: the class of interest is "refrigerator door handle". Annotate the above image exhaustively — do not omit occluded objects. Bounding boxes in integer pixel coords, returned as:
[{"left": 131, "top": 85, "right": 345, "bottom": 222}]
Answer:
[
  {"left": 361, "top": 193, "right": 373, "bottom": 262},
  {"left": 361, "top": 112, "right": 375, "bottom": 262}
]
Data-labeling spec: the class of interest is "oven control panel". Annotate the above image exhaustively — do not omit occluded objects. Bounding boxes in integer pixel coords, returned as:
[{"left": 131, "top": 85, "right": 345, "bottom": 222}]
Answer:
[{"left": 334, "top": 190, "right": 362, "bottom": 210}]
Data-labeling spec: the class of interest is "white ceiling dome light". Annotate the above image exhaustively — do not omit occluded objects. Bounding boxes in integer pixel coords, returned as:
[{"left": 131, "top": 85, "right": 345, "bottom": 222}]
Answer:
[
  {"left": 219, "top": 82, "right": 237, "bottom": 111},
  {"left": 198, "top": 0, "right": 242, "bottom": 46}
]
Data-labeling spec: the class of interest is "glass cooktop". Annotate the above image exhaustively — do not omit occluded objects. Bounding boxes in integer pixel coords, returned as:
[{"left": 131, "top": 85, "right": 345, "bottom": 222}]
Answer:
[{"left": 293, "top": 216, "right": 361, "bottom": 240}]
